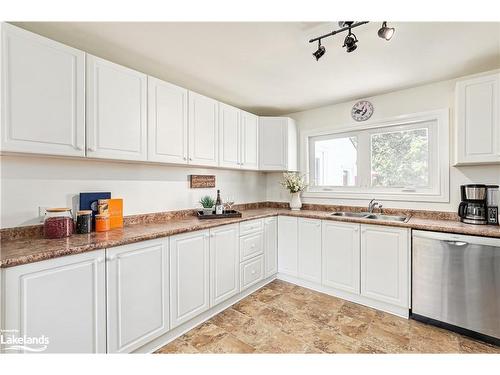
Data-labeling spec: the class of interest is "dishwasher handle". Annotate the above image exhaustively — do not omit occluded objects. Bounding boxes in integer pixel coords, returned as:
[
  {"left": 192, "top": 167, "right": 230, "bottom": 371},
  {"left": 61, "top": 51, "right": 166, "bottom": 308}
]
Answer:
[{"left": 445, "top": 240, "right": 468, "bottom": 247}]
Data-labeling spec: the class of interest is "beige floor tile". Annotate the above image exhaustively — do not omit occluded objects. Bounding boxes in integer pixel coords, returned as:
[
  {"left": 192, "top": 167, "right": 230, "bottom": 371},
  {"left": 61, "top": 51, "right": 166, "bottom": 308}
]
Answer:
[
  {"left": 209, "top": 308, "right": 252, "bottom": 332},
  {"left": 155, "top": 282, "right": 500, "bottom": 354},
  {"left": 458, "top": 337, "right": 500, "bottom": 354},
  {"left": 362, "top": 325, "right": 410, "bottom": 353},
  {"left": 201, "top": 334, "right": 256, "bottom": 354},
  {"left": 154, "top": 337, "right": 199, "bottom": 354}
]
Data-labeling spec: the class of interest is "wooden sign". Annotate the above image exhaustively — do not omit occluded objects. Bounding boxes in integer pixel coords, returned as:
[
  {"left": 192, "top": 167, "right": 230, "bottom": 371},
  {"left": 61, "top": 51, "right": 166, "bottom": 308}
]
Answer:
[{"left": 190, "top": 175, "right": 216, "bottom": 189}]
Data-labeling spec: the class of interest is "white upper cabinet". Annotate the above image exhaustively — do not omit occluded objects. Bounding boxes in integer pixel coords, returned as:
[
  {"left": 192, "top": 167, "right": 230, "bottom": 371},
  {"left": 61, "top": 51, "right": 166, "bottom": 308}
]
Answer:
[
  {"left": 3, "top": 250, "right": 106, "bottom": 353},
  {"left": 169, "top": 230, "right": 210, "bottom": 328},
  {"left": 209, "top": 224, "right": 240, "bottom": 306},
  {"left": 86, "top": 54, "right": 147, "bottom": 161},
  {"left": 147, "top": 76, "right": 188, "bottom": 164},
  {"left": 297, "top": 218, "right": 322, "bottom": 283},
  {"left": 240, "top": 110, "right": 259, "bottom": 170},
  {"left": 1, "top": 23, "right": 85, "bottom": 157},
  {"left": 455, "top": 71, "right": 500, "bottom": 165},
  {"left": 322, "top": 221, "right": 360, "bottom": 294},
  {"left": 360, "top": 224, "right": 409, "bottom": 308},
  {"left": 188, "top": 91, "right": 219, "bottom": 167},
  {"left": 106, "top": 238, "right": 169, "bottom": 354},
  {"left": 219, "top": 102, "right": 241, "bottom": 168},
  {"left": 277, "top": 216, "right": 298, "bottom": 276},
  {"left": 259, "top": 117, "right": 297, "bottom": 171}
]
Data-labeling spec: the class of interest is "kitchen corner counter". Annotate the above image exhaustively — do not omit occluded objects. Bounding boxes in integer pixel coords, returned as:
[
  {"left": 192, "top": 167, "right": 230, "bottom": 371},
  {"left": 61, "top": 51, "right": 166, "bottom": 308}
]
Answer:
[{"left": 2, "top": 207, "right": 500, "bottom": 268}]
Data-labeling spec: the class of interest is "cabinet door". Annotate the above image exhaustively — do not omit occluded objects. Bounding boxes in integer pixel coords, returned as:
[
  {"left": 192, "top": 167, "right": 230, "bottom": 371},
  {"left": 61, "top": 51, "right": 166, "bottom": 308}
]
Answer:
[
  {"left": 360, "top": 225, "right": 409, "bottom": 308},
  {"left": 3, "top": 250, "right": 106, "bottom": 353},
  {"left": 297, "top": 218, "right": 322, "bottom": 283},
  {"left": 322, "top": 221, "right": 360, "bottom": 294},
  {"left": 86, "top": 55, "right": 147, "bottom": 161},
  {"left": 259, "top": 117, "right": 287, "bottom": 170},
  {"left": 219, "top": 102, "right": 241, "bottom": 168},
  {"left": 106, "top": 239, "right": 169, "bottom": 353},
  {"left": 188, "top": 91, "right": 219, "bottom": 166},
  {"left": 264, "top": 217, "right": 278, "bottom": 277},
  {"left": 210, "top": 224, "right": 239, "bottom": 307},
  {"left": 1, "top": 23, "right": 85, "bottom": 156},
  {"left": 170, "top": 230, "right": 210, "bottom": 328},
  {"left": 147, "top": 76, "right": 188, "bottom": 164},
  {"left": 277, "top": 216, "right": 298, "bottom": 276},
  {"left": 456, "top": 72, "right": 500, "bottom": 164},
  {"left": 240, "top": 111, "right": 259, "bottom": 170}
]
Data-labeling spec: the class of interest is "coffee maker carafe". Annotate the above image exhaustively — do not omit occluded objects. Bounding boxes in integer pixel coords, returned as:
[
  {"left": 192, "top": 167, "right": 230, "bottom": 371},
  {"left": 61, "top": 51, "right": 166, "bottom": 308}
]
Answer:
[{"left": 458, "top": 184, "right": 488, "bottom": 225}]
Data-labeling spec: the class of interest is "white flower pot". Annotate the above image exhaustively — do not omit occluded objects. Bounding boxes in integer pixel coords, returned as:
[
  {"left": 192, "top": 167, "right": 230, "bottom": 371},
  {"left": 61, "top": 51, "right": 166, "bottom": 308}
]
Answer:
[
  {"left": 289, "top": 192, "right": 302, "bottom": 211},
  {"left": 202, "top": 207, "right": 214, "bottom": 215}
]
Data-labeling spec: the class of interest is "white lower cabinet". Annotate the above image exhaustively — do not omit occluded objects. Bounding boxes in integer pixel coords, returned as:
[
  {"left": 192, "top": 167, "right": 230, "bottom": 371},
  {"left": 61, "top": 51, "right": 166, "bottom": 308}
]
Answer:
[
  {"left": 106, "top": 238, "right": 169, "bottom": 353},
  {"left": 240, "top": 255, "right": 264, "bottom": 291},
  {"left": 297, "top": 218, "right": 322, "bottom": 283},
  {"left": 169, "top": 230, "right": 210, "bottom": 328},
  {"left": 210, "top": 224, "right": 240, "bottom": 306},
  {"left": 3, "top": 250, "right": 106, "bottom": 353},
  {"left": 277, "top": 216, "right": 298, "bottom": 276},
  {"left": 360, "top": 224, "right": 409, "bottom": 308},
  {"left": 264, "top": 217, "right": 278, "bottom": 277},
  {"left": 322, "top": 221, "right": 360, "bottom": 294}
]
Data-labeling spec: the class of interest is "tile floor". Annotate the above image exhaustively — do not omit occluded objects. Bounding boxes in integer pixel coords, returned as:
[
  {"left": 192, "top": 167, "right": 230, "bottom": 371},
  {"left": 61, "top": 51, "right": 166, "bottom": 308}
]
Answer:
[{"left": 155, "top": 280, "right": 500, "bottom": 354}]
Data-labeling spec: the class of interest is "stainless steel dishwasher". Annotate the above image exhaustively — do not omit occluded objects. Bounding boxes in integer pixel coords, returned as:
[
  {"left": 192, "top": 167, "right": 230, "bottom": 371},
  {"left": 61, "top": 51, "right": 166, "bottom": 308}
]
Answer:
[{"left": 412, "top": 230, "right": 500, "bottom": 345}]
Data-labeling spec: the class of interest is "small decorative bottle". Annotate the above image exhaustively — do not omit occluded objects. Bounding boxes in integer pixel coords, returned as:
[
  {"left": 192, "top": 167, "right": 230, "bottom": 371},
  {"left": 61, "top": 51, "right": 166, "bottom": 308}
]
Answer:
[{"left": 215, "top": 190, "right": 223, "bottom": 215}]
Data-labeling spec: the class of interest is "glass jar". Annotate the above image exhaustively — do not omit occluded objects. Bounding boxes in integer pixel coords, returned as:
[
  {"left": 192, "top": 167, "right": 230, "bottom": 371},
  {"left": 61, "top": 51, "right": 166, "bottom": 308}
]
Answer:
[
  {"left": 95, "top": 214, "right": 110, "bottom": 232},
  {"left": 76, "top": 210, "right": 92, "bottom": 234},
  {"left": 44, "top": 208, "right": 74, "bottom": 239}
]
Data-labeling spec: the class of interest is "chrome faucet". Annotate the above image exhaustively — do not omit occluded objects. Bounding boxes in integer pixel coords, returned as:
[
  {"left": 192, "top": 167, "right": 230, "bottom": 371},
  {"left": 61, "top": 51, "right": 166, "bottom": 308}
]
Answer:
[{"left": 368, "top": 199, "right": 383, "bottom": 213}]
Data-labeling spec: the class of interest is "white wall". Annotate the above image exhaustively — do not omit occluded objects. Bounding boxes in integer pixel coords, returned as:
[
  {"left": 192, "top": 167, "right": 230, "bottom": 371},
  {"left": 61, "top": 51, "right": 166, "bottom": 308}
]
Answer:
[
  {"left": 0, "top": 155, "right": 266, "bottom": 228},
  {"left": 266, "top": 75, "right": 500, "bottom": 212}
]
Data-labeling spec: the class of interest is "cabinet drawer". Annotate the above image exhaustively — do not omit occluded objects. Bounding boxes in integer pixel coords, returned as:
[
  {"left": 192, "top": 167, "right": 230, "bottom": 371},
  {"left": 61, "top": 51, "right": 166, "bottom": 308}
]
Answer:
[
  {"left": 239, "top": 232, "right": 264, "bottom": 262},
  {"left": 240, "top": 255, "right": 264, "bottom": 291},
  {"left": 239, "top": 219, "right": 263, "bottom": 236}
]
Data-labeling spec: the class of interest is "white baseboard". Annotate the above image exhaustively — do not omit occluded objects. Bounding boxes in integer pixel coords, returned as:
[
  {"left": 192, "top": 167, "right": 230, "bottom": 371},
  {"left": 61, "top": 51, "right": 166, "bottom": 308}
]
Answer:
[
  {"left": 134, "top": 275, "right": 277, "bottom": 354},
  {"left": 277, "top": 273, "right": 409, "bottom": 319}
]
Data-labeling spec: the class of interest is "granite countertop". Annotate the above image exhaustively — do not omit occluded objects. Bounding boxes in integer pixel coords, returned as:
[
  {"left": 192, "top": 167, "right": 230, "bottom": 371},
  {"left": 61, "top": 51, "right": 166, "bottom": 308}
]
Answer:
[{"left": 2, "top": 207, "right": 500, "bottom": 268}]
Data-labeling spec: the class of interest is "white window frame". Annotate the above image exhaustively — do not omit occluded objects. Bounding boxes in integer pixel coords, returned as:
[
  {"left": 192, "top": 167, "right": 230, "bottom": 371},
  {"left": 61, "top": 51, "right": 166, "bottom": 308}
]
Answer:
[{"left": 301, "top": 109, "right": 450, "bottom": 203}]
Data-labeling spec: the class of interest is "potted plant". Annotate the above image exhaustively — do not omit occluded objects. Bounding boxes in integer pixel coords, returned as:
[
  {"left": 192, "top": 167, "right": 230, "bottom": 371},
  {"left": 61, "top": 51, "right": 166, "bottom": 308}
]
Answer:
[
  {"left": 280, "top": 172, "right": 307, "bottom": 211},
  {"left": 199, "top": 196, "right": 216, "bottom": 215}
]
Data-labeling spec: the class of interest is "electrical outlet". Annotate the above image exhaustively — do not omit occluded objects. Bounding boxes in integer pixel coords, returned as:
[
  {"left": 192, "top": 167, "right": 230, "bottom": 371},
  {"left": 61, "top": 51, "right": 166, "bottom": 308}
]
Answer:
[{"left": 38, "top": 206, "right": 50, "bottom": 222}]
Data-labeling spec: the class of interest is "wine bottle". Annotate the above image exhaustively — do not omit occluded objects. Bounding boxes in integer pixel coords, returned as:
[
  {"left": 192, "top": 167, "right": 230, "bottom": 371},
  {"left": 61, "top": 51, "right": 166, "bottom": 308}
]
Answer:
[{"left": 215, "top": 190, "right": 223, "bottom": 215}]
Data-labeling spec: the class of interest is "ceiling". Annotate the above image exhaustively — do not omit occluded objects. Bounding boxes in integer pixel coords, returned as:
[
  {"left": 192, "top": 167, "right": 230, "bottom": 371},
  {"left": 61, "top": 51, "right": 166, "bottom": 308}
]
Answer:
[{"left": 12, "top": 22, "right": 500, "bottom": 115}]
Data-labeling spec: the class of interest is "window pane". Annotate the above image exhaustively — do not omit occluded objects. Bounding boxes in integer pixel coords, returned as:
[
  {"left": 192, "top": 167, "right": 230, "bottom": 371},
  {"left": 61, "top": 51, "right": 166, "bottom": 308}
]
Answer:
[
  {"left": 314, "top": 136, "right": 357, "bottom": 186},
  {"left": 371, "top": 128, "right": 429, "bottom": 188}
]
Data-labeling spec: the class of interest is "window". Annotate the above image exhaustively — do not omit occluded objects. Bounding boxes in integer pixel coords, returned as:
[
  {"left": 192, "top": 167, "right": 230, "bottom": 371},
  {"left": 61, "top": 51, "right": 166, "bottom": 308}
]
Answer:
[{"left": 305, "top": 110, "right": 449, "bottom": 202}]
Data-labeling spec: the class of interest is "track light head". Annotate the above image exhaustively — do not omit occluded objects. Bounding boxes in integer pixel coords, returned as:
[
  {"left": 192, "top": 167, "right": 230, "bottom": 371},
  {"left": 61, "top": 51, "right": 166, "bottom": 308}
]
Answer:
[
  {"left": 342, "top": 31, "right": 358, "bottom": 53},
  {"left": 313, "top": 40, "right": 326, "bottom": 61},
  {"left": 378, "top": 21, "right": 395, "bottom": 40}
]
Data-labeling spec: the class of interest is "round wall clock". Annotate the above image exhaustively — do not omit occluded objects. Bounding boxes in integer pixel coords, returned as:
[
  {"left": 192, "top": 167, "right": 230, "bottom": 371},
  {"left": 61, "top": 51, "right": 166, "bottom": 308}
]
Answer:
[{"left": 351, "top": 100, "right": 374, "bottom": 122}]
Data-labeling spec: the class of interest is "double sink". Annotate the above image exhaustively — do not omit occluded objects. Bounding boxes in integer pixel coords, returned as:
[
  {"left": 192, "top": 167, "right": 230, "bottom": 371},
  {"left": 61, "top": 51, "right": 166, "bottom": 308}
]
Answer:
[{"left": 331, "top": 211, "right": 409, "bottom": 223}]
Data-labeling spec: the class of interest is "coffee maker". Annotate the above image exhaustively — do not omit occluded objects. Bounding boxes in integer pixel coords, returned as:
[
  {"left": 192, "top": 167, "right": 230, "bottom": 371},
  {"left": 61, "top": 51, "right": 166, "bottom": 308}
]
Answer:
[{"left": 458, "top": 184, "right": 488, "bottom": 225}]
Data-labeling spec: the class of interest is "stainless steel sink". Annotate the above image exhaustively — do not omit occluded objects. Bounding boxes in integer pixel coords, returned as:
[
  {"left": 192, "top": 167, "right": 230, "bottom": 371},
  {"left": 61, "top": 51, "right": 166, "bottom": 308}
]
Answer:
[
  {"left": 331, "top": 211, "right": 372, "bottom": 218},
  {"left": 370, "top": 214, "right": 409, "bottom": 222},
  {"left": 331, "top": 212, "right": 409, "bottom": 223}
]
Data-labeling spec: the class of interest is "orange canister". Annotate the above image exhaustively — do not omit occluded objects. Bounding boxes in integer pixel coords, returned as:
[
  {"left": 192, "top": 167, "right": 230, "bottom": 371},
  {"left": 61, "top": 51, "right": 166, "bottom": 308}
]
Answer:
[{"left": 95, "top": 214, "right": 110, "bottom": 232}]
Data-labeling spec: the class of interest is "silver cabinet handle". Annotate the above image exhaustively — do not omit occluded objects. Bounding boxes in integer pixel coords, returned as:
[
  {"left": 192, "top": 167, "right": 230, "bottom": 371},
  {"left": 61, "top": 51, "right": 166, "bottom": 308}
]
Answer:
[{"left": 446, "top": 241, "right": 468, "bottom": 246}]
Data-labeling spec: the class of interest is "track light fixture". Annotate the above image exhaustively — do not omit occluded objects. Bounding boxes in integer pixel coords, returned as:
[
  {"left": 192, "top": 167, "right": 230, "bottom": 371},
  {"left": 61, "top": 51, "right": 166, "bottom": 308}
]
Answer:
[
  {"left": 312, "top": 40, "right": 326, "bottom": 60},
  {"left": 309, "top": 21, "right": 395, "bottom": 60},
  {"left": 378, "top": 21, "right": 395, "bottom": 40},
  {"left": 342, "top": 29, "right": 358, "bottom": 53}
]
